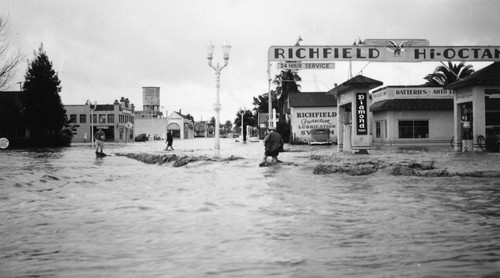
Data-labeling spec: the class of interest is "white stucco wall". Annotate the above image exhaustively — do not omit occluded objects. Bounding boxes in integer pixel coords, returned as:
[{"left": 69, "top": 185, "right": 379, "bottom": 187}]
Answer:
[
  {"left": 372, "top": 110, "right": 454, "bottom": 145},
  {"left": 134, "top": 118, "right": 168, "bottom": 139},
  {"left": 371, "top": 86, "right": 455, "bottom": 146}
]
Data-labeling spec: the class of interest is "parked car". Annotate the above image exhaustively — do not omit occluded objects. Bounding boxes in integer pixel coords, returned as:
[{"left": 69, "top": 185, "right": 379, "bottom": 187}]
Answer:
[
  {"left": 134, "top": 133, "right": 148, "bottom": 142},
  {"left": 309, "top": 128, "right": 332, "bottom": 145},
  {"left": 485, "top": 125, "right": 500, "bottom": 152}
]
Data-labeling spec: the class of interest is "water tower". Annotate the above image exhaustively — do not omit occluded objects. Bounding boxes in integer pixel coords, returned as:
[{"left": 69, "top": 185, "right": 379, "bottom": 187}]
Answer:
[{"left": 142, "top": 87, "right": 160, "bottom": 114}]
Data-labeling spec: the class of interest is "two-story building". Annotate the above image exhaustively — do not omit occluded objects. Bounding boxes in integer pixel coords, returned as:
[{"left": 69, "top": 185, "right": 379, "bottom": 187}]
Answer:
[{"left": 65, "top": 99, "right": 135, "bottom": 143}]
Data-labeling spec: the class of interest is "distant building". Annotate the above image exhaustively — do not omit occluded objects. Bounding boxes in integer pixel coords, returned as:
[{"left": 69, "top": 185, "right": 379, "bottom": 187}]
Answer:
[
  {"left": 0, "top": 91, "right": 27, "bottom": 146},
  {"left": 194, "top": 121, "right": 208, "bottom": 137},
  {"left": 134, "top": 87, "right": 166, "bottom": 139},
  {"left": 64, "top": 98, "right": 135, "bottom": 143},
  {"left": 134, "top": 116, "right": 167, "bottom": 140},
  {"left": 167, "top": 111, "right": 194, "bottom": 139}
]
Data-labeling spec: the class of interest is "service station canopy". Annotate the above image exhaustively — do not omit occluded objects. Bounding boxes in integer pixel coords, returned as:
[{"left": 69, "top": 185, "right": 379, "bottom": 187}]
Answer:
[{"left": 268, "top": 40, "right": 500, "bottom": 62}]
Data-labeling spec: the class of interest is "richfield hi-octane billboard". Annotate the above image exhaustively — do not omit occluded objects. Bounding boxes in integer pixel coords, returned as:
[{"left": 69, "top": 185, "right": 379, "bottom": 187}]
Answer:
[{"left": 269, "top": 43, "right": 500, "bottom": 62}]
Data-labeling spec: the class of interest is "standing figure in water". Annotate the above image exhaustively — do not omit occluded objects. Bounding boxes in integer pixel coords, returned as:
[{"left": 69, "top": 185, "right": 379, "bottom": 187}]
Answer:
[{"left": 165, "top": 130, "right": 174, "bottom": 151}]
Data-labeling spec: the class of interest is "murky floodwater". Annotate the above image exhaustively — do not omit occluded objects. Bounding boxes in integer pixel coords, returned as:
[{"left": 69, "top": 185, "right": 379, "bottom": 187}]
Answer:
[{"left": 1, "top": 138, "right": 499, "bottom": 277}]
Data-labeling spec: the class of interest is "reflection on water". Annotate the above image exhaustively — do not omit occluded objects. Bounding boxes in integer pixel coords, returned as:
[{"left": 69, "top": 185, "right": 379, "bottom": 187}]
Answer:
[{"left": 1, "top": 139, "right": 499, "bottom": 277}]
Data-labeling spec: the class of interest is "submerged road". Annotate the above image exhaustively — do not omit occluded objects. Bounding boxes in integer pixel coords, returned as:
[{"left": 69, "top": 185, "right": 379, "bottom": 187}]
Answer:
[{"left": 1, "top": 138, "right": 499, "bottom": 277}]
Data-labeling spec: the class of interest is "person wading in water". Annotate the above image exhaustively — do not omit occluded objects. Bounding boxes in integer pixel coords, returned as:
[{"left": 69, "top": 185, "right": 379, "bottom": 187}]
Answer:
[
  {"left": 262, "top": 126, "right": 283, "bottom": 164},
  {"left": 94, "top": 128, "right": 105, "bottom": 154}
]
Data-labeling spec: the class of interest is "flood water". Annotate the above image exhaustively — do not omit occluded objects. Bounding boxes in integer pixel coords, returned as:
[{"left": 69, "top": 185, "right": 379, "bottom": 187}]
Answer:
[{"left": 1, "top": 138, "right": 499, "bottom": 277}]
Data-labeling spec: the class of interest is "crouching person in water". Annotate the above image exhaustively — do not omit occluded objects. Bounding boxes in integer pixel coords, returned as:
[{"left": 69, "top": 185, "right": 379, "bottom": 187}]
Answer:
[
  {"left": 95, "top": 128, "right": 105, "bottom": 154},
  {"left": 262, "top": 126, "right": 283, "bottom": 164}
]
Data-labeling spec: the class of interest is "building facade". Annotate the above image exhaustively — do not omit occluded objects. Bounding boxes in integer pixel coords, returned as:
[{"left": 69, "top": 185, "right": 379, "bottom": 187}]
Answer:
[
  {"left": 134, "top": 117, "right": 167, "bottom": 140},
  {"left": 65, "top": 100, "right": 135, "bottom": 143},
  {"left": 287, "top": 92, "right": 338, "bottom": 144},
  {"left": 370, "top": 86, "right": 454, "bottom": 146},
  {"left": 445, "top": 62, "right": 500, "bottom": 152},
  {"left": 167, "top": 111, "right": 194, "bottom": 139},
  {"left": 0, "top": 91, "right": 27, "bottom": 147},
  {"left": 329, "top": 75, "right": 382, "bottom": 153}
]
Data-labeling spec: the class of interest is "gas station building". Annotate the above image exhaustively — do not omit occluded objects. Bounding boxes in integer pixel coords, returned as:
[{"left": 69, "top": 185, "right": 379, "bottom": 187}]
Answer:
[
  {"left": 445, "top": 62, "right": 500, "bottom": 152},
  {"left": 269, "top": 42, "right": 500, "bottom": 153},
  {"left": 369, "top": 86, "right": 454, "bottom": 147}
]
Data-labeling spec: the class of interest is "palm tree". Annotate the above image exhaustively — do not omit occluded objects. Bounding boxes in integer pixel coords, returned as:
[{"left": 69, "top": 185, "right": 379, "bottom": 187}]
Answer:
[
  {"left": 273, "top": 69, "right": 301, "bottom": 114},
  {"left": 252, "top": 92, "right": 278, "bottom": 113},
  {"left": 423, "top": 62, "right": 475, "bottom": 86},
  {"left": 271, "top": 70, "right": 301, "bottom": 144}
]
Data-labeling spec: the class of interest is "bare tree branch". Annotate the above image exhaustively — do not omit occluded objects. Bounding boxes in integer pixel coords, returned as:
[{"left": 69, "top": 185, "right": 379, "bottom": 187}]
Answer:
[{"left": 0, "top": 15, "right": 24, "bottom": 91}]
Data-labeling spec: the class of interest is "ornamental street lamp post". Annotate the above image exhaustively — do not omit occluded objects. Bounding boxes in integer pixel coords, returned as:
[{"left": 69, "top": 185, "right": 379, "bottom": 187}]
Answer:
[
  {"left": 207, "top": 42, "right": 231, "bottom": 157},
  {"left": 86, "top": 100, "right": 97, "bottom": 148},
  {"left": 239, "top": 108, "right": 246, "bottom": 143}
]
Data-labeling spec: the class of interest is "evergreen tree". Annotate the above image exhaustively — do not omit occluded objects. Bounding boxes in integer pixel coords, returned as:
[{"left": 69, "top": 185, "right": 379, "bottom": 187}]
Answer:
[{"left": 22, "top": 44, "right": 69, "bottom": 145}]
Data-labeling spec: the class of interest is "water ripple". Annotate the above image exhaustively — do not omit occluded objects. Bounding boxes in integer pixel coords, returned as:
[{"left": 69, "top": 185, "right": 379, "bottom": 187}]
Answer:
[{"left": 1, "top": 141, "right": 499, "bottom": 277}]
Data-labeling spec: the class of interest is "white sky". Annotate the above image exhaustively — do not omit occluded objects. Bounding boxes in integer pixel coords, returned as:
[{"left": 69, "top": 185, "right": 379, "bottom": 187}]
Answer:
[{"left": 2, "top": 0, "right": 499, "bottom": 122}]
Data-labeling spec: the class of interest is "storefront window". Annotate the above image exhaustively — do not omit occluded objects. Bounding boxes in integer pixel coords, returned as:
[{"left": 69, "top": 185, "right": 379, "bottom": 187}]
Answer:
[{"left": 399, "top": 120, "right": 429, "bottom": 138}]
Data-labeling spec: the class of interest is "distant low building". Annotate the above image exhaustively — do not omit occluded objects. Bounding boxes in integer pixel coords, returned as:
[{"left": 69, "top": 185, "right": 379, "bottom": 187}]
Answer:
[
  {"left": 167, "top": 111, "right": 194, "bottom": 139},
  {"left": 134, "top": 112, "right": 167, "bottom": 140},
  {"left": 194, "top": 121, "right": 208, "bottom": 137},
  {"left": 0, "top": 91, "right": 27, "bottom": 147}
]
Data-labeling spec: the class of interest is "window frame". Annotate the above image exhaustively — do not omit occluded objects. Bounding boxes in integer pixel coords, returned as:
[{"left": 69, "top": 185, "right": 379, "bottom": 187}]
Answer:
[{"left": 398, "top": 120, "right": 429, "bottom": 139}]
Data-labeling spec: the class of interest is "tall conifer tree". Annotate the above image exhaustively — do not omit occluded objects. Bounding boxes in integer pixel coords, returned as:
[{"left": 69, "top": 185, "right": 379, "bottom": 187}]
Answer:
[{"left": 23, "top": 44, "right": 68, "bottom": 143}]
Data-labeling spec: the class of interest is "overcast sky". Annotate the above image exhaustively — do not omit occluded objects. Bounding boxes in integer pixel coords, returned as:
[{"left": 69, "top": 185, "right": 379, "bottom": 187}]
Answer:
[{"left": 2, "top": 0, "right": 499, "bottom": 122}]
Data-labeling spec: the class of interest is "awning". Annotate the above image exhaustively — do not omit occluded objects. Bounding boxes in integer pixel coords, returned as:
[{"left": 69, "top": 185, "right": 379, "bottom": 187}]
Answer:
[
  {"left": 370, "top": 99, "right": 453, "bottom": 112},
  {"left": 445, "top": 62, "right": 500, "bottom": 90}
]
